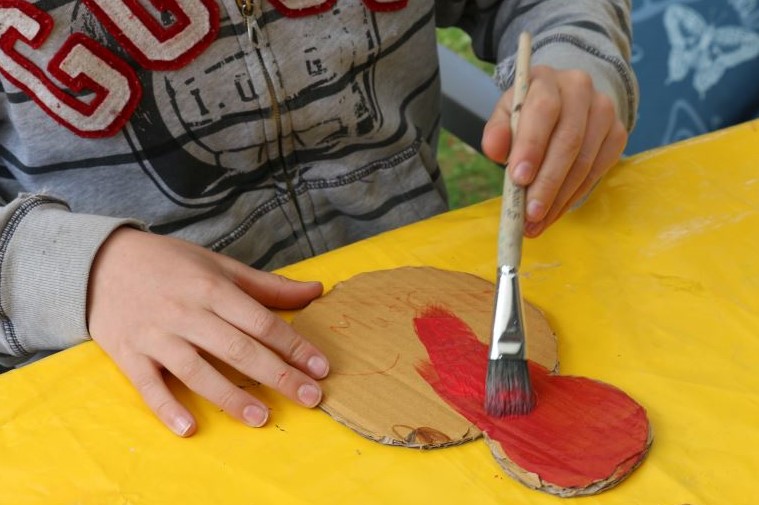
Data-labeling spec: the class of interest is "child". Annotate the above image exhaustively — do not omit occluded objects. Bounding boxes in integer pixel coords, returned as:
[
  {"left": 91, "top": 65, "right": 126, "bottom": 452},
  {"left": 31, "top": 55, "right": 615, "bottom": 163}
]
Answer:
[{"left": 0, "top": 0, "right": 636, "bottom": 435}]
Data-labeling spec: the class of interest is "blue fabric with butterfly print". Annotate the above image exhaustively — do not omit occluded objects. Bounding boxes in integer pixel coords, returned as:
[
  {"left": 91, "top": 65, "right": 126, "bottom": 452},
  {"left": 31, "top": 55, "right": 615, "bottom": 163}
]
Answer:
[{"left": 626, "top": 0, "right": 759, "bottom": 154}]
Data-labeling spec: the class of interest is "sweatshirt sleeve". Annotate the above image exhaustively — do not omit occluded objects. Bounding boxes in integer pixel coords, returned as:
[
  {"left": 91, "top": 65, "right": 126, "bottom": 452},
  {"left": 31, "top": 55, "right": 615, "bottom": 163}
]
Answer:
[
  {"left": 436, "top": 0, "right": 639, "bottom": 131},
  {"left": 0, "top": 194, "right": 145, "bottom": 365}
]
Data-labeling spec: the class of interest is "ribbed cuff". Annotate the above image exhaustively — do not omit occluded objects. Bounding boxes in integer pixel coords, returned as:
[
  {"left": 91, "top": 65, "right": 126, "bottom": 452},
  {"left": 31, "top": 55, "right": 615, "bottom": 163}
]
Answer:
[
  {"left": 494, "top": 33, "right": 639, "bottom": 131},
  {"left": 0, "top": 196, "right": 144, "bottom": 355}
]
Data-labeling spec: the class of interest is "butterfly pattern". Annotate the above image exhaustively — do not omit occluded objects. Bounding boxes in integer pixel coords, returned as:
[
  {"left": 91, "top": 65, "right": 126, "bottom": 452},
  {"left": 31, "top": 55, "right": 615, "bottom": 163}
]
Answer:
[
  {"left": 664, "top": 4, "right": 759, "bottom": 98},
  {"left": 625, "top": 0, "right": 759, "bottom": 154}
]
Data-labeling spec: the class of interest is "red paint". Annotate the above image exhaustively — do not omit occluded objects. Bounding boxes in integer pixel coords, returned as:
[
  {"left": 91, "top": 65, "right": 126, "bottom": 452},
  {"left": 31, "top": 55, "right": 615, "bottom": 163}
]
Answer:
[{"left": 413, "top": 307, "right": 649, "bottom": 489}]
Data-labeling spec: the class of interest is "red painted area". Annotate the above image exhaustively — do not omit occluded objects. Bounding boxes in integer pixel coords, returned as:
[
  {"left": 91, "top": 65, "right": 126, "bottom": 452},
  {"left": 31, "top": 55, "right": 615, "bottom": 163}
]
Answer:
[{"left": 413, "top": 306, "right": 649, "bottom": 489}]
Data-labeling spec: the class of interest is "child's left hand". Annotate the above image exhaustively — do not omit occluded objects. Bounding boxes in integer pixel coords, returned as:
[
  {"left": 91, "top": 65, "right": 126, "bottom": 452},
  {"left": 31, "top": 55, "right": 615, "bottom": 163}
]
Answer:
[{"left": 481, "top": 65, "right": 628, "bottom": 237}]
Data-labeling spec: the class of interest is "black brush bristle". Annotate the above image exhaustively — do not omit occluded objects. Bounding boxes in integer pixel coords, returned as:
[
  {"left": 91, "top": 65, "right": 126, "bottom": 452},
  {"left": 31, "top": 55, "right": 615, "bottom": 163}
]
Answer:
[{"left": 485, "top": 357, "right": 535, "bottom": 417}]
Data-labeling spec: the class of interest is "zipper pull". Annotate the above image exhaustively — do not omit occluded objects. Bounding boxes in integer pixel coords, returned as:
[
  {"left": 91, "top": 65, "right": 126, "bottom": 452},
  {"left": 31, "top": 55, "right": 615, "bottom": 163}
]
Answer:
[
  {"left": 246, "top": 16, "right": 256, "bottom": 44},
  {"left": 238, "top": 0, "right": 262, "bottom": 47}
]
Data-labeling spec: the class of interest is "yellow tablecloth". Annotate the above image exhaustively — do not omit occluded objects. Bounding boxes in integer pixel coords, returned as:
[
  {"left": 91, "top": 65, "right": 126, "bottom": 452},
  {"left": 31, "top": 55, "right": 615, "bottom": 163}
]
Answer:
[{"left": 1, "top": 120, "right": 758, "bottom": 505}]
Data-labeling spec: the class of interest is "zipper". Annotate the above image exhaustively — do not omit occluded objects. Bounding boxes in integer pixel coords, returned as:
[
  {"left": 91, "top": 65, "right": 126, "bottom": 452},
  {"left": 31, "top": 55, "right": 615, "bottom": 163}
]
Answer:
[
  {"left": 236, "top": 0, "right": 280, "bottom": 127},
  {"left": 238, "top": 0, "right": 259, "bottom": 46},
  {"left": 235, "top": 0, "right": 316, "bottom": 255}
]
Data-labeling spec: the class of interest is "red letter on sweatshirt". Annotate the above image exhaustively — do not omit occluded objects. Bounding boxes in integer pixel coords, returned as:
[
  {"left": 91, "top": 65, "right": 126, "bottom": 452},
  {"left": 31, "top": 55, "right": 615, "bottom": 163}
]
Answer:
[
  {"left": 0, "top": 1, "right": 142, "bottom": 138},
  {"left": 81, "top": 0, "right": 219, "bottom": 70}
]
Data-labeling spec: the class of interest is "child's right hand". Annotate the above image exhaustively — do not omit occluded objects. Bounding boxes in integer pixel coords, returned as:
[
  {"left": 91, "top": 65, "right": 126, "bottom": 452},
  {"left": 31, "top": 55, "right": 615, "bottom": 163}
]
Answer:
[
  {"left": 481, "top": 66, "right": 629, "bottom": 237},
  {"left": 86, "top": 227, "right": 329, "bottom": 437}
]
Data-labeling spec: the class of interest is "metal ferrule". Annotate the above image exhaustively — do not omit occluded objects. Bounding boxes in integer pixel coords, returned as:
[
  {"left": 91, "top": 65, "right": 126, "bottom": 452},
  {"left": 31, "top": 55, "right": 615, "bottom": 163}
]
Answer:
[{"left": 488, "top": 265, "right": 526, "bottom": 360}]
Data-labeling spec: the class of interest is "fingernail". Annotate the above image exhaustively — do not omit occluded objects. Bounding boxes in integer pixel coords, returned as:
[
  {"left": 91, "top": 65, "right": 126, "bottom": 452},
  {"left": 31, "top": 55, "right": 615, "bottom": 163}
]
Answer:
[
  {"left": 243, "top": 405, "right": 269, "bottom": 427},
  {"left": 171, "top": 415, "right": 193, "bottom": 437},
  {"left": 525, "top": 221, "right": 543, "bottom": 237},
  {"left": 513, "top": 161, "right": 533, "bottom": 185},
  {"left": 527, "top": 200, "right": 544, "bottom": 221},
  {"left": 297, "top": 384, "right": 322, "bottom": 407},
  {"left": 307, "top": 355, "right": 329, "bottom": 378}
]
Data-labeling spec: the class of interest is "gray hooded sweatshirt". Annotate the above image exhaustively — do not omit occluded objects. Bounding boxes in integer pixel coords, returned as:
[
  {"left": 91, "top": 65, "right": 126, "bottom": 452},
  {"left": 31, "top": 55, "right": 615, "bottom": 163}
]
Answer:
[{"left": 0, "top": 0, "right": 637, "bottom": 367}]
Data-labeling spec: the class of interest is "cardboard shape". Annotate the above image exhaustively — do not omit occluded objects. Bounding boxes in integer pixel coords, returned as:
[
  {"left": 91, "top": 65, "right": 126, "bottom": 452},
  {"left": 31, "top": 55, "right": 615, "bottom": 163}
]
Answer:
[
  {"left": 292, "top": 267, "right": 558, "bottom": 448},
  {"left": 412, "top": 306, "right": 652, "bottom": 497}
]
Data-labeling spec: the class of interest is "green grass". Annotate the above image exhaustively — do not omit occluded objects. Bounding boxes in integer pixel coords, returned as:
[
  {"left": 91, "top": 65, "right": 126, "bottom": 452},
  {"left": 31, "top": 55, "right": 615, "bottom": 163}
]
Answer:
[{"left": 436, "top": 28, "right": 503, "bottom": 209}]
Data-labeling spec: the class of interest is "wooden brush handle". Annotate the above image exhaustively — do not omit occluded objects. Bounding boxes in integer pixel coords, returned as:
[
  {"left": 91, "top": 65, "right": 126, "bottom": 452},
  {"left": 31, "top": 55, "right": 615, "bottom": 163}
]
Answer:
[{"left": 498, "top": 32, "right": 532, "bottom": 267}]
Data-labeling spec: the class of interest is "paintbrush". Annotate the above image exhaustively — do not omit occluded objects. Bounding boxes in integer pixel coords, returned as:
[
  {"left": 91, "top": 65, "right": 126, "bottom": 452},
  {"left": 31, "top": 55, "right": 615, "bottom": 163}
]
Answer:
[{"left": 485, "top": 31, "right": 535, "bottom": 417}]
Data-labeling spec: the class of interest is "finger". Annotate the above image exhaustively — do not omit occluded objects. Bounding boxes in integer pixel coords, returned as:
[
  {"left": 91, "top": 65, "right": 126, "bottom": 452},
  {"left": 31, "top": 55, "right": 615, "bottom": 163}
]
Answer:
[
  {"left": 208, "top": 280, "right": 330, "bottom": 379},
  {"left": 182, "top": 310, "right": 324, "bottom": 408},
  {"left": 506, "top": 66, "right": 562, "bottom": 187},
  {"left": 525, "top": 118, "right": 627, "bottom": 238},
  {"left": 481, "top": 90, "right": 514, "bottom": 164},
  {"left": 565, "top": 118, "right": 627, "bottom": 211},
  {"left": 158, "top": 337, "right": 275, "bottom": 427},
  {"left": 118, "top": 352, "right": 198, "bottom": 437},
  {"left": 523, "top": 70, "right": 594, "bottom": 224},
  {"left": 225, "top": 261, "right": 323, "bottom": 310},
  {"left": 537, "top": 93, "right": 616, "bottom": 229}
]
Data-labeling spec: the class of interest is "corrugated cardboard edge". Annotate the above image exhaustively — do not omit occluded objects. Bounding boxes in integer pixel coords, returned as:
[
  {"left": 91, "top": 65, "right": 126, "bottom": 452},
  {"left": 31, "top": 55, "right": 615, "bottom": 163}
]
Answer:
[
  {"left": 320, "top": 406, "right": 479, "bottom": 449},
  {"left": 484, "top": 403, "right": 654, "bottom": 496},
  {"left": 292, "top": 266, "right": 559, "bottom": 449}
]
